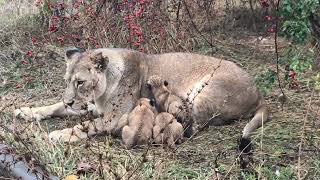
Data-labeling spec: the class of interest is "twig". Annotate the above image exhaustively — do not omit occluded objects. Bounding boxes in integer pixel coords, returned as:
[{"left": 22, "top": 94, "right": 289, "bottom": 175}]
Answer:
[
  {"left": 126, "top": 145, "right": 151, "bottom": 180},
  {"left": 249, "top": 0, "right": 257, "bottom": 33},
  {"left": 176, "top": 0, "right": 182, "bottom": 32},
  {"left": 182, "top": 0, "right": 217, "bottom": 51},
  {"left": 274, "top": 0, "right": 285, "bottom": 109},
  {"left": 204, "top": 0, "right": 216, "bottom": 56}
]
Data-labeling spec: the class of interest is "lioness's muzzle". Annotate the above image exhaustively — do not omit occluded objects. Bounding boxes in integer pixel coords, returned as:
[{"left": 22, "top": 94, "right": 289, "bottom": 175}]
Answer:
[
  {"left": 64, "top": 83, "right": 76, "bottom": 107},
  {"left": 65, "top": 100, "right": 75, "bottom": 107}
]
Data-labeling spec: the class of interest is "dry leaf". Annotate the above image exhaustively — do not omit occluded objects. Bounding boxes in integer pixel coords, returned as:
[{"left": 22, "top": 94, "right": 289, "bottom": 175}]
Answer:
[
  {"left": 63, "top": 175, "right": 78, "bottom": 180},
  {"left": 77, "top": 158, "right": 95, "bottom": 174}
]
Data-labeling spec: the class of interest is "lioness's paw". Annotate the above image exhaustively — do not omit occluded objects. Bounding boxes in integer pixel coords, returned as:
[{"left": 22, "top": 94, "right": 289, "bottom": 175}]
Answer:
[
  {"left": 49, "top": 127, "right": 88, "bottom": 143},
  {"left": 49, "top": 130, "right": 79, "bottom": 143},
  {"left": 14, "top": 107, "right": 44, "bottom": 121}
]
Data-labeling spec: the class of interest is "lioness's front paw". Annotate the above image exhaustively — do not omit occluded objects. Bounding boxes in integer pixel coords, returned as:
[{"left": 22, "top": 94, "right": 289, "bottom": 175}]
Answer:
[
  {"left": 49, "top": 126, "right": 88, "bottom": 143},
  {"left": 14, "top": 107, "right": 44, "bottom": 121}
]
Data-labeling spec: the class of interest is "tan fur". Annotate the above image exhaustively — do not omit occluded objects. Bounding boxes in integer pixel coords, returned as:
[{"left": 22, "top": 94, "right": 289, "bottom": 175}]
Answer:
[
  {"left": 122, "top": 98, "right": 156, "bottom": 149},
  {"left": 14, "top": 48, "right": 268, "bottom": 144},
  {"left": 153, "top": 112, "right": 183, "bottom": 147},
  {"left": 147, "top": 75, "right": 190, "bottom": 126}
]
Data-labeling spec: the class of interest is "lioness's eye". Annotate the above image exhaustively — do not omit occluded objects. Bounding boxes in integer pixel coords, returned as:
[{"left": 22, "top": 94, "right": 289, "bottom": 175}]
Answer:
[{"left": 77, "top": 80, "right": 85, "bottom": 86}]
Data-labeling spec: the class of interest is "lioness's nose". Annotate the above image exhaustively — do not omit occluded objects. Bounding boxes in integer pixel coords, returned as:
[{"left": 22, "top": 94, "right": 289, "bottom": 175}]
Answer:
[{"left": 65, "top": 100, "right": 74, "bottom": 107}]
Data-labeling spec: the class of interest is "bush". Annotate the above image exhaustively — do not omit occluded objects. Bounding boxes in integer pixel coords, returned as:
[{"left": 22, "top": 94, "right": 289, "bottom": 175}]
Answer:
[{"left": 279, "top": 0, "right": 320, "bottom": 43}]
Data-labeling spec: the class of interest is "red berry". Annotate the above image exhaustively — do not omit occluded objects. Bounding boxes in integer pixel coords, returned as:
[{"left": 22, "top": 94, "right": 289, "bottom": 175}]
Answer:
[
  {"left": 49, "top": 24, "right": 56, "bottom": 32},
  {"left": 260, "top": 0, "right": 269, "bottom": 8},
  {"left": 26, "top": 50, "right": 32, "bottom": 57},
  {"left": 52, "top": 16, "right": 59, "bottom": 23},
  {"left": 21, "top": 59, "right": 27, "bottom": 65},
  {"left": 288, "top": 70, "right": 296, "bottom": 79},
  {"left": 136, "top": 31, "right": 142, "bottom": 36},
  {"left": 264, "top": 15, "right": 272, "bottom": 21},
  {"left": 139, "top": 0, "right": 145, "bottom": 5},
  {"left": 57, "top": 37, "right": 64, "bottom": 43},
  {"left": 134, "top": 42, "right": 141, "bottom": 46},
  {"left": 31, "top": 37, "right": 37, "bottom": 44},
  {"left": 138, "top": 48, "right": 144, "bottom": 52},
  {"left": 267, "top": 25, "right": 276, "bottom": 33}
]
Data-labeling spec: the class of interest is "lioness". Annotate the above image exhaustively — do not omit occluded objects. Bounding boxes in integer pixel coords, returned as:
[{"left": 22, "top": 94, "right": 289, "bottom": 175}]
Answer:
[
  {"left": 14, "top": 48, "right": 268, "bottom": 150},
  {"left": 153, "top": 112, "right": 183, "bottom": 148},
  {"left": 122, "top": 98, "right": 156, "bottom": 149}
]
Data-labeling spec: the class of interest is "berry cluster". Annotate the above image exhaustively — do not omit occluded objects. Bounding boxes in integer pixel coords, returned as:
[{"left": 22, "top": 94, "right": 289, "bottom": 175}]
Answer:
[
  {"left": 260, "top": 0, "right": 276, "bottom": 33},
  {"left": 285, "top": 65, "right": 299, "bottom": 89},
  {"left": 122, "top": 0, "right": 146, "bottom": 52}
]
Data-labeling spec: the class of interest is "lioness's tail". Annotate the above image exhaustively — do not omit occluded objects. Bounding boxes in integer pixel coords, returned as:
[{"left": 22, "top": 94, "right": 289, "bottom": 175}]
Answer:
[{"left": 239, "top": 97, "right": 269, "bottom": 153}]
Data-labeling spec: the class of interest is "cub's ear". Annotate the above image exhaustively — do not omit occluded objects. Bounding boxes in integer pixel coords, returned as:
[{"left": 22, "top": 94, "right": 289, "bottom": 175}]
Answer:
[
  {"left": 164, "top": 80, "right": 169, "bottom": 86},
  {"left": 65, "top": 47, "right": 81, "bottom": 61},
  {"left": 149, "top": 98, "right": 156, "bottom": 107},
  {"left": 146, "top": 81, "right": 152, "bottom": 90},
  {"left": 92, "top": 52, "right": 108, "bottom": 72}
]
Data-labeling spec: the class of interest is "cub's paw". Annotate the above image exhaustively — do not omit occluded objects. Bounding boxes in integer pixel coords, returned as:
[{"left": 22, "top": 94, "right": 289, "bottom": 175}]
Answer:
[
  {"left": 49, "top": 126, "right": 88, "bottom": 143},
  {"left": 14, "top": 107, "right": 45, "bottom": 121}
]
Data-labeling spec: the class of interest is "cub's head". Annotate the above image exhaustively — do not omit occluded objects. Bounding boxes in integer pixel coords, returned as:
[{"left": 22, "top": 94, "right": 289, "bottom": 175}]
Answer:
[
  {"left": 136, "top": 98, "right": 157, "bottom": 114},
  {"left": 146, "top": 75, "right": 169, "bottom": 94},
  {"left": 63, "top": 47, "right": 108, "bottom": 110}
]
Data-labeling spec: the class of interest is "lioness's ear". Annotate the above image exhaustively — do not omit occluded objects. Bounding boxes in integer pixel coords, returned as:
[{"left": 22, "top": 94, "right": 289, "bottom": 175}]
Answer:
[
  {"left": 92, "top": 52, "right": 108, "bottom": 72},
  {"left": 65, "top": 47, "right": 81, "bottom": 60}
]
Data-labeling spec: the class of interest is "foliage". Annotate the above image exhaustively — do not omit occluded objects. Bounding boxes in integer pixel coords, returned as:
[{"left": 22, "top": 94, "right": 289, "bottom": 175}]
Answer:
[
  {"left": 255, "top": 44, "right": 315, "bottom": 93},
  {"left": 279, "top": 0, "right": 320, "bottom": 43},
  {"left": 280, "top": 45, "right": 314, "bottom": 79},
  {"left": 26, "top": 0, "right": 217, "bottom": 54},
  {"left": 166, "top": 164, "right": 213, "bottom": 179},
  {"left": 255, "top": 0, "right": 319, "bottom": 94},
  {"left": 255, "top": 66, "right": 276, "bottom": 95}
]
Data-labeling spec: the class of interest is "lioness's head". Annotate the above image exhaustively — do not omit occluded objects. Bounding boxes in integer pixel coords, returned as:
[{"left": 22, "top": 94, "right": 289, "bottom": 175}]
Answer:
[{"left": 63, "top": 48, "right": 108, "bottom": 110}]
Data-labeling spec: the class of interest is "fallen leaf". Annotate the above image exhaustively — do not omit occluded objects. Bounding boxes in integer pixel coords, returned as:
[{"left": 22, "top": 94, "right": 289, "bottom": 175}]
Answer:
[
  {"left": 77, "top": 158, "right": 95, "bottom": 174},
  {"left": 63, "top": 175, "right": 78, "bottom": 180}
]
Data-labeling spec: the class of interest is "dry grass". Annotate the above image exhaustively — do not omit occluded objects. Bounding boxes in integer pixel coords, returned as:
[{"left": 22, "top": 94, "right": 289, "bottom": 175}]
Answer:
[{"left": 1, "top": 0, "right": 320, "bottom": 179}]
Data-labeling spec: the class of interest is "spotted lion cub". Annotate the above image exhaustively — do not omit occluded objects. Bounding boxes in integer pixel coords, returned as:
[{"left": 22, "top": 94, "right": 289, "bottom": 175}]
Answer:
[
  {"left": 153, "top": 112, "right": 183, "bottom": 147},
  {"left": 121, "top": 98, "right": 156, "bottom": 149}
]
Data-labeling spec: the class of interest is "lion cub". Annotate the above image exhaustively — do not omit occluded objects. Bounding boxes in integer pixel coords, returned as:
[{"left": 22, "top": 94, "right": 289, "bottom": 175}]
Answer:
[
  {"left": 121, "top": 98, "right": 156, "bottom": 149},
  {"left": 146, "top": 75, "right": 190, "bottom": 126},
  {"left": 153, "top": 112, "right": 183, "bottom": 147}
]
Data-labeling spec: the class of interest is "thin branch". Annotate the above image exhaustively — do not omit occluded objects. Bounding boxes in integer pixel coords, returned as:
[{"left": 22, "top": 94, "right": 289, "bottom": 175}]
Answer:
[
  {"left": 274, "top": 0, "right": 285, "bottom": 109},
  {"left": 176, "top": 0, "right": 182, "bottom": 32},
  {"left": 182, "top": 0, "right": 217, "bottom": 51}
]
